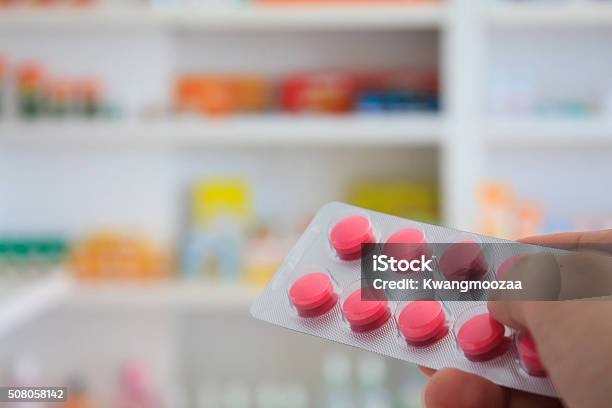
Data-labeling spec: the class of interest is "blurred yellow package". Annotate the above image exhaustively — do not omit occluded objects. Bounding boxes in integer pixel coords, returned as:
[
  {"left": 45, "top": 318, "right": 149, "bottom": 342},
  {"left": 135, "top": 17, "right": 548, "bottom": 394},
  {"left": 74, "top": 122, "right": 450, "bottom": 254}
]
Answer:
[
  {"left": 347, "top": 180, "right": 439, "bottom": 223},
  {"left": 192, "top": 178, "right": 253, "bottom": 229}
]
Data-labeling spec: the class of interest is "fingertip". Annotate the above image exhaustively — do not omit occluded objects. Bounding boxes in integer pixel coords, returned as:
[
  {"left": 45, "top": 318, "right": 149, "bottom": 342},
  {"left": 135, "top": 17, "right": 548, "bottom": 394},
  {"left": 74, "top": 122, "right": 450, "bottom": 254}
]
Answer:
[
  {"left": 418, "top": 365, "right": 437, "bottom": 377},
  {"left": 487, "top": 300, "right": 529, "bottom": 331},
  {"left": 424, "top": 368, "right": 507, "bottom": 408}
]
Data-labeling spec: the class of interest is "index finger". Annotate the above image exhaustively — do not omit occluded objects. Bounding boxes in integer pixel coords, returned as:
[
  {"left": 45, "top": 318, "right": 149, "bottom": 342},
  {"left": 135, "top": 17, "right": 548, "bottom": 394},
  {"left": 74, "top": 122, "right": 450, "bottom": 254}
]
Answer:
[{"left": 519, "top": 229, "right": 612, "bottom": 253}]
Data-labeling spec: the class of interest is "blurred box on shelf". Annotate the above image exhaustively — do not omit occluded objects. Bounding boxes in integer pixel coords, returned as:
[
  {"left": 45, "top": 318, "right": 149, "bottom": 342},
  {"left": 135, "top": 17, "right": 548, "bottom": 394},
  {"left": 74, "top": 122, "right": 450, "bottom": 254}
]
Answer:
[
  {"left": 174, "top": 69, "right": 439, "bottom": 118},
  {"left": 477, "top": 182, "right": 543, "bottom": 240},
  {"left": 175, "top": 74, "right": 270, "bottom": 117},
  {"left": 281, "top": 71, "right": 355, "bottom": 114},
  {"left": 70, "top": 231, "right": 170, "bottom": 282},
  {"left": 0, "top": 237, "right": 68, "bottom": 277},
  {"left": 0, "top": 53, "right": 6, "bottom": 115},
  {"left": 281, "top": 69, "right": 439, "bottom": 114},
  {"left": 182, "top": 178, "right": 293, "bottom": 286},
  {"left": 347, "top": 179, "right": 439, "bottom": 223},
  {"left": 182, "top": 178, "right": 252, "bottom": 282},
  {"left": 0, "top": 54, "right": 118, "bottom": 121}
]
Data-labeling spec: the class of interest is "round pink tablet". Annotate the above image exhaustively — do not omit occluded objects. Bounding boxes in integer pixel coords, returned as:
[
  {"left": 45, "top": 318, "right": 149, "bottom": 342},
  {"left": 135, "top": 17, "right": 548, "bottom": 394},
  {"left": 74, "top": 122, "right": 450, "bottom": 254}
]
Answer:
[
  {"left": 342, "top": 289, "right": 390, "bottom": 332},
  {"left": 384, "top": 228, "right": 430, "bottom": 262},
  {"left": 439, "top": 240, "right": 488, "bottom": 282},
  {"left": 457, "top": 313, "right": 505, "bottom": 360},
  {"left": 497, "top": 254, "right": 527, "bottom": 280},
  {"left": 398, "top": 301, "right": 447, "bottom": 345},
  {"left": 329, "top": 216, "right": 375, "bottom": 260},
  {"left": 289, "top": 273, "right": 337, "bottom": 318},
  {"left": 518, "top": 332, "right": 547, "bottom": 377}
]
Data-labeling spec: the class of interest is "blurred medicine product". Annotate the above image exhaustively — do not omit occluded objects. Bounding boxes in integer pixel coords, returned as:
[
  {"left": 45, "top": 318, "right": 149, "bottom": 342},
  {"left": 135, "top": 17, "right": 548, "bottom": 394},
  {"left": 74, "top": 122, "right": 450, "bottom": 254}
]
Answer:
[
  {"left": 70, "top": 232, "right": 168, "bottom": 282},
  {"left": 0, "top": 237, "right": 68, "bottom": 277},
  {"left": 347, "top": 180, "right": 439, "bottom": 224},
  {"left": 477, "top": 182, "right": 543, "bottom": 239},
  {"left": 322, "top": 353, "right": 355, "bottom": 408},
  {"left": 17, "top": 63, "right": 46, "bottom": 118},
  {"left": 5, "top": 56, "right": 115, "bottom": 120},
  {"left": 182, "top": 178, "right": 252, "bottom": 281},
  {"left": 0, "top": 53, "right": 6, "bottom": 115},
  {"left": 62, "top": 377, "right": 95, "bottom": 408},
  {"left": 115, "top": 360, "right": 160, "bottom": 408},
  {"left": 175, "top": 74, "right": 269, "bottom": 117}
]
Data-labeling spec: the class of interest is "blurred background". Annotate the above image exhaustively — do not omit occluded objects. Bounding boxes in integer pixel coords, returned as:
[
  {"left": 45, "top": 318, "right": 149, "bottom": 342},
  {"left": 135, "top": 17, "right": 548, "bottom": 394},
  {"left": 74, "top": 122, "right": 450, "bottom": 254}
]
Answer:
[{"left": 0, "top": 0, "right": 611, "bottom": 406}]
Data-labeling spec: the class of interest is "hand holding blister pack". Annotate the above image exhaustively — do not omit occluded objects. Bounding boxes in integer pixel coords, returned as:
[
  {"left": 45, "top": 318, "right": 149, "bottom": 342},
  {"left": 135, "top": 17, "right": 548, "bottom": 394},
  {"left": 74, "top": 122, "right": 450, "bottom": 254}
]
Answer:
[{"left": 250, "top": 202, "right": 556, "bottom": 397}]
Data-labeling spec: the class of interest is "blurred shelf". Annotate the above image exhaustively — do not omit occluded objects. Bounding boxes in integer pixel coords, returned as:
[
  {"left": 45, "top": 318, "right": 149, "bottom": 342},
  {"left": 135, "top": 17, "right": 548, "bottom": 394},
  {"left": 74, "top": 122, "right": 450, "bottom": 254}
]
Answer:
[
  {"left": 486, "top": 118, "right": 612, "bottom": 147},
  {"left": 0, "top": 4, "right": 446, "bottom": 31},
  {"left": 0, "top": 115, "right": 442, "bottom": 148},
  {"left": 488, "top": 3, "right": 612, "bottom": 28},
  {"left": 65, "top": 281, "right": 262, "bottom": 310},
  {"left": 0, "top": 273, "right": 71, "bottom": 338}
]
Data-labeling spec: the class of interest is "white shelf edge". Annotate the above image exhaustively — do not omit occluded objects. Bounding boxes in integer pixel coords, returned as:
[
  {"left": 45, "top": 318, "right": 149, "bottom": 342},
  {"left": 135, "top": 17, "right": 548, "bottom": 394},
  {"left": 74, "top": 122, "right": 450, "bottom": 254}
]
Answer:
[
  {"left": 0, "top": 115, "right": 443, "bottom": 148},
  {"left": 488, "top": 3, "right": 612, "bottom": 28},
  {"left": 0, "top": 4, "right": 446, "bottom": 30},
  {"left": 65, "top": 281, "right": 262, "bottom": 310},
  {"left": 486, "top": 118, "right": 612, "bottom": 147},
  {"left": 0, "top": 273, "right": 72, "bottom": 338}
]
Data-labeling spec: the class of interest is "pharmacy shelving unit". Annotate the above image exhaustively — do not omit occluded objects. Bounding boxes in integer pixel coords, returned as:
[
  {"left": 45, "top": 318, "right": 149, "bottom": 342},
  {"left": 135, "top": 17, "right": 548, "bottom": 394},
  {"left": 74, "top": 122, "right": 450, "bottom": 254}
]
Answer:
[
  {"left": 0, "top": 114, "right": 441, "bottom": 148},
  {"left": 0, "top": 272, "right": 71, "bottom": 338},
  {"left": 65, "top": 279, "right": 261, "bottom": 310},
  {"left": 0, "top": 1, "right": 477, "bottom": 230},
  {"left": 487, "top": 118, "right": 612, "bottom": 147},
  {"left": 3, "top": 2, "right": 612, "bottom": 404},
  {"left": 487, "top": 2, "right": 612, "bottom": 28},
  {"left": 0, "top": 4, "right": 445, "bottom": 30},
  {"left": 0, "top": 0, "right": 489, "bottom": 337}
]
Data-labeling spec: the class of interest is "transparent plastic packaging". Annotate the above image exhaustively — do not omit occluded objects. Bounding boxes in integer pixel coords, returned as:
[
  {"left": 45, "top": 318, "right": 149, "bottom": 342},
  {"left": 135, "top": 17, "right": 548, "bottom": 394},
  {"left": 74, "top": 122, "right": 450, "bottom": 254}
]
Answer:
[{"left": 251, "top": 202, "right": 557, "bottom": 398}]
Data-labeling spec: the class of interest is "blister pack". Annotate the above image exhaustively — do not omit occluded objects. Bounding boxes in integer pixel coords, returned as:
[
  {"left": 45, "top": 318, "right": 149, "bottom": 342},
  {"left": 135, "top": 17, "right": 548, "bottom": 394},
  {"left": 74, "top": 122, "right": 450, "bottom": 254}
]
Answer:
[{"left": 250, "top": 202, "right": 558, "bottom": 398}]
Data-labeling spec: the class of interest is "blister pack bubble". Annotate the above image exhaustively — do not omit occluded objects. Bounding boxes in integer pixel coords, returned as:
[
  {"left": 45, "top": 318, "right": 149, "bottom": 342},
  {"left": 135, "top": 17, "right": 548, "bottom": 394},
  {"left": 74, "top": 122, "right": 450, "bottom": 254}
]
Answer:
[{"left": 250, "top": 202, "right": 557, "bottom": 398}]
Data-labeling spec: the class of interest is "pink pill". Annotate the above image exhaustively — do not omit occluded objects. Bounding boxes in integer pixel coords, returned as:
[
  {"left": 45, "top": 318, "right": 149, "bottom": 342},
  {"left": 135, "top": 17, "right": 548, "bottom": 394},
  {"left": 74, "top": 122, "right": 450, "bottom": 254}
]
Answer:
[
  {"left": 518, "top": 332, "right": 547, "bottom": 377},
  {"left": 497, "top": 254, "right": 527, "bottom": 280},
  {"left": 398, "top": 301, "right": 447, "bottom": 345},
  {"left": 329, "top": 215, "right": 375, "bottom": 260},
  {"left": 457, "top": 313, "right": 506, "bottom": 361},
  {"left": 289, "top": 273, "right": 337, "bottom": 318},
  {"left": 439, "top": 240, "right": 488, "bottom": 282},
  {"left": 342, "top": 289, "right": 390, "bottom": 332},
  {"left": 384, "top": 228, "right": 430, "bottom": 262}
]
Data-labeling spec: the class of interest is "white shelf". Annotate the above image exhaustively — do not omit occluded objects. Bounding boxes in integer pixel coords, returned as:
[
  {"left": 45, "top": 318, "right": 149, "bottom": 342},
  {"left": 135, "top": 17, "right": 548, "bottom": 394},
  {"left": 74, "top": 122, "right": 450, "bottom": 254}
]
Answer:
[
  {"left": 0, "top": 273, "right": 72, "bottom": 338},
  {"left": 0, "top": 4, "right": 445, "bottom": 30},
  {"left": 65, "top": 281, "right": 261, "bottom": 310},
  {"left": 0, "top": 115, "right": 442, "bottom": 148},
  {"left": 486, "top": 117, "right": 612, "bottom": 147},
  {"left": 488, "top": 3, "right": 612, "bottom": 28}
]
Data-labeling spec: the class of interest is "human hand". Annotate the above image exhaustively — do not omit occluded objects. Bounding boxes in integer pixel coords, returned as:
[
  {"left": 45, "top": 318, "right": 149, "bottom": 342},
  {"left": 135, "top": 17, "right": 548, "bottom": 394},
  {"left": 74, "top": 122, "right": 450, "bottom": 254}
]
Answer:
[{"left": 420, "top": 230, "right": 612, "bottom": 408}]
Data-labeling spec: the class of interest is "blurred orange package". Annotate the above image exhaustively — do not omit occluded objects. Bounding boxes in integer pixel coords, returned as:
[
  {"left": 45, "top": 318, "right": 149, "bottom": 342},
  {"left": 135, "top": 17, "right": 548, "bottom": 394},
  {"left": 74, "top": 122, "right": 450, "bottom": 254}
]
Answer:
[
  {"left": 70, "top": 232, "right": 170, "bottom": 282},
  {"left": 17, "top": 62, "right": 47, "bottom": 117},
  {"left": 175, "top": 74, "right": 235, "bottom": 116},
  {"left": 176, "top": 74, "right": 268, "bottom": 116},
  {"left": 234, "top": 75, "right": 269, "bottom": 113},
  {"left": 281, "top": 71, "right": 356, "bottom": 113}
]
